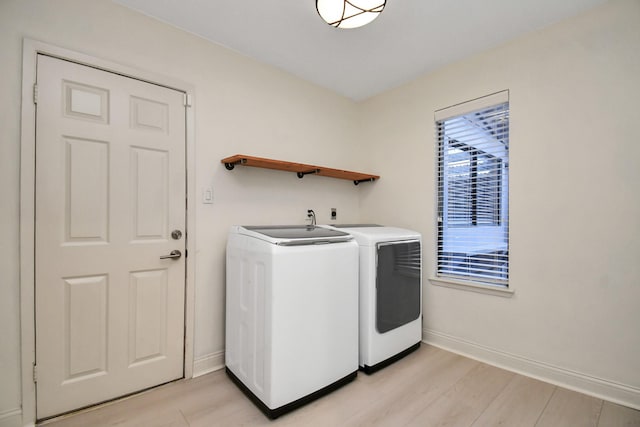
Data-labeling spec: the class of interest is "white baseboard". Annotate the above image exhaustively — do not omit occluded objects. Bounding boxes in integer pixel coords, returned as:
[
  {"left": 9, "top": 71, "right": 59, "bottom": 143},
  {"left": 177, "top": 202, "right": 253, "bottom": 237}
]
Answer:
[
  {"left": 193, "top": 351, "right": 225, "bottom": 378},
  {"left": 423, "top": 328, "right": 640, "bottom": 411},
  {"left": 0, "top": 408, "right": 23, "bottom": 427}
]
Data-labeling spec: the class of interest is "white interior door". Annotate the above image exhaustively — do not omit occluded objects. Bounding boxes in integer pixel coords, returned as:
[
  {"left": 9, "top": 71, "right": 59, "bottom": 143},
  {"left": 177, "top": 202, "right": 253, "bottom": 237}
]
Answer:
[{"left": 35, "top": 55, "right": 187, "bottom": 419}]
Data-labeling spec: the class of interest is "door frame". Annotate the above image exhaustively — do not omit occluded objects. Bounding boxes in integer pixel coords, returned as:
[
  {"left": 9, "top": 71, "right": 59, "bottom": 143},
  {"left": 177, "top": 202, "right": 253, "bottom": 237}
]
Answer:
[{"left": 19, "top": 39, "right": 197, "bottom": 425}]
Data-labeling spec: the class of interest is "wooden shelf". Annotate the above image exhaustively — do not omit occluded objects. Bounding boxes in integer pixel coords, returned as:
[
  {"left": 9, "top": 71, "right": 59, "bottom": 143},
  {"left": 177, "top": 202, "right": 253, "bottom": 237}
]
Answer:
[{"left": 221, "top": 154, "right": 379, "bottom": 185}]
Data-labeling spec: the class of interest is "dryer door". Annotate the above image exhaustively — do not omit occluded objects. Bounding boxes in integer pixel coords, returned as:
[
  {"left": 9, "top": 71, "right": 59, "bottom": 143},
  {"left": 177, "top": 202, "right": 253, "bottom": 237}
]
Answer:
[{"left": 376, "top": 240, "right": 421, "bottom": 333}]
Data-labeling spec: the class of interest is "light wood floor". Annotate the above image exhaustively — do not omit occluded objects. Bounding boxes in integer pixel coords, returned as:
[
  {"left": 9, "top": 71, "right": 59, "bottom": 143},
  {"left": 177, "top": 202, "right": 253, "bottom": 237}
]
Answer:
[{"left": 42, "top": 345, "right": 640, "bottom": 427}]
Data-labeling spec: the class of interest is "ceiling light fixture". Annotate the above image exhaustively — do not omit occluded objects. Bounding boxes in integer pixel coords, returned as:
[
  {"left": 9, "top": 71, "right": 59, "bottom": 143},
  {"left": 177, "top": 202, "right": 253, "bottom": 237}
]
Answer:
[{"left": 316, "top": 0, "right": 386, "bottom": 29}]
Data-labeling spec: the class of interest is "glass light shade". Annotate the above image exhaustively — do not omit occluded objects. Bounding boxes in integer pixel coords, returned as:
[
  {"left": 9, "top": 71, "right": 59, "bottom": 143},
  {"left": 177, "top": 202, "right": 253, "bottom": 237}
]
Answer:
[{"left": 316, "top": 0, "right": 386, "bottom": 29}]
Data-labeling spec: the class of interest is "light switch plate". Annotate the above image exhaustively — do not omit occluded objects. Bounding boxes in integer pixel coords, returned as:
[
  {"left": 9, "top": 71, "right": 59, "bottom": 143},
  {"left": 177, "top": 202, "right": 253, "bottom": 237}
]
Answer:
[{"left": 203, "top": 187, "right": 214, "bottom": 204}]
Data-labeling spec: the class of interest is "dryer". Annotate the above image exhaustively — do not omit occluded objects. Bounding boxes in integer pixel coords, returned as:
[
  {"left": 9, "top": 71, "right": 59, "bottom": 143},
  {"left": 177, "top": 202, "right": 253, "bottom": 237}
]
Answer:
[
  {"left": 327, "top": 225, "right": 422, "bottom": 373},
  {"left": 225, "top": 225, "right": 359, "bottom": 418}
]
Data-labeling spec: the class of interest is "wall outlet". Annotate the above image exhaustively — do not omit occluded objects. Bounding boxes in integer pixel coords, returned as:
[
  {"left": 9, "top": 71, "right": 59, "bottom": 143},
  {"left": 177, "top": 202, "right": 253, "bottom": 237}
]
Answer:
[{"left": 331, "top": 208, "right": 337, "bottom": 220}]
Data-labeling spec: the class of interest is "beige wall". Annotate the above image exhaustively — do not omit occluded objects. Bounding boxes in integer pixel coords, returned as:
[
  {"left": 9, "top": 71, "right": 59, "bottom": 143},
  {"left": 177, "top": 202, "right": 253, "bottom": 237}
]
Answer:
[
  {"left": 360, "top": 0, "right": 640, "bottom": 409},
  {"left": 1, "top": 0, "right": 639, "bottom": 424},
  {"left": 0, "top": 0, "right": 364, "bottom": 424}
]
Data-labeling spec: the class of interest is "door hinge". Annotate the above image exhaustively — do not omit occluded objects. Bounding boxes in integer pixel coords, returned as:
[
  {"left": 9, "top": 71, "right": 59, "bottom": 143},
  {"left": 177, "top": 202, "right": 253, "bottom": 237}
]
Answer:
[
  {"left": 33, "top": 83, "right": 39, "bottom": 104},
  {"left": 32, "top": 363, "right": 38, "bottom": 383},
  {"left": 183, "top": 93, "right": 192, "bottom": 108}
]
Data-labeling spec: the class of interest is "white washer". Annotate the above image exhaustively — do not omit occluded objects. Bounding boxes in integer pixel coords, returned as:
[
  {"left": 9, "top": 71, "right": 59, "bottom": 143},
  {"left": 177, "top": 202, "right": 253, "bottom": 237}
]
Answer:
[
  {"left": 326, "top": 224, "right": 422, "bottom": 373},
  {"left": 225, "top": 225, "right": 359, "bottom": 418}
]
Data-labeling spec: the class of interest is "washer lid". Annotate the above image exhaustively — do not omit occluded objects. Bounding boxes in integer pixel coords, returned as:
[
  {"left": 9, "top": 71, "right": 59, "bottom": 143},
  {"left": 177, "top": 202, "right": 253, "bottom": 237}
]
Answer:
[
  {"left": 242, "top": 225, "right": 352, "bottom": 245},
  {"left": 332, "top": 224, "right": 382, "bottom": 228}
]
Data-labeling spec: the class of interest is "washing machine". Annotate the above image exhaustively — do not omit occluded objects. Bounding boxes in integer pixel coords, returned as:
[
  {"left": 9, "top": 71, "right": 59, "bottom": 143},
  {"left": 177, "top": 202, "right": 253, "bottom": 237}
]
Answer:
[
  {"left": 327, "top": 224, "right": 422, "bottom": 373},
  {"left": 225, "top": 225, "right": 359, "bottom": 418}
]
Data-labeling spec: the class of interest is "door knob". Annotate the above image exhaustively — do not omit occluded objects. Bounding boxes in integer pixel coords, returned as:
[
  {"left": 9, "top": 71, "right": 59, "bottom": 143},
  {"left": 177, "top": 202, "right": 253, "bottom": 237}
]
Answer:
[
  {"left": 171, "top": 230, "right": 182, "bottom": 240},
  {"left": 160, "top": 250, "right": 182, "bottom": 260}
]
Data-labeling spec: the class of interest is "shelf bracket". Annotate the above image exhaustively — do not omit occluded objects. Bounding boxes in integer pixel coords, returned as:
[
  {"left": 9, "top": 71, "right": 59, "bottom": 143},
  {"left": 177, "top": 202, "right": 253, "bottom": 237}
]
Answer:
[
  {"left": 296, "top": 169, "right": 320, "bottom": 179},
  {"left": 224, "top": 158, "right": 247, "bottom": 170},
  {"left": 354, "top": 178, "right": 376, "bottom": 186}
]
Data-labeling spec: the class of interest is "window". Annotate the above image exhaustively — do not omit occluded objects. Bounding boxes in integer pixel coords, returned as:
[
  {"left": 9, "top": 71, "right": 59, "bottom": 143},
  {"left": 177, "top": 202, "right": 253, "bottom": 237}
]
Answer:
[
  {"left": 446, "top": 141, "right": 502, "bottom": 227},
  {"left": 435, "top": 92, "right": 509, "bottom": 286}
]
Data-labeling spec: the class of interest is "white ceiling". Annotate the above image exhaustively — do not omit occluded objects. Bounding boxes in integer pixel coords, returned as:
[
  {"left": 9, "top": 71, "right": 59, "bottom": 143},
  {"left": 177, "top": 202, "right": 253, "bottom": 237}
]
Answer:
[{"left": 113, "top": 0, "right": 607, "bottom": 101}]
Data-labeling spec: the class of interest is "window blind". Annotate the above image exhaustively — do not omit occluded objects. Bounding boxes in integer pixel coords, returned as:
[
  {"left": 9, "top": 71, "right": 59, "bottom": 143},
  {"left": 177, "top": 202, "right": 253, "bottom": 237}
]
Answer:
[{"left": 436, "top": 93, "right": 509, "bottom": 286}]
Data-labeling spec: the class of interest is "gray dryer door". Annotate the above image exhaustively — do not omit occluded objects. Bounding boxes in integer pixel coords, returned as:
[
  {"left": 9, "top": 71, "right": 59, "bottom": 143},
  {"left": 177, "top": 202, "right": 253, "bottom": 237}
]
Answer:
[{"left": 376, "top": 240, "right": 421, "bottom": 333}]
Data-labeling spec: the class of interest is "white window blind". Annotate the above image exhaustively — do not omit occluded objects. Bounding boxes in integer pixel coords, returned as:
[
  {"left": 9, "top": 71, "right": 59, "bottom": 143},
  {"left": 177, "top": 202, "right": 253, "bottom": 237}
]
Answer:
[{"left": 436, "top": 92, "right": 509, "bottom": 286}]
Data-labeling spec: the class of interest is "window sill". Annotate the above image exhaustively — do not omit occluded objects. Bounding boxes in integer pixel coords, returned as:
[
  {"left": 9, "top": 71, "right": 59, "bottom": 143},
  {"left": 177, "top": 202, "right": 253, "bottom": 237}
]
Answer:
[{"left": 428, "top": 277, "right": 515, "bottom": 298}]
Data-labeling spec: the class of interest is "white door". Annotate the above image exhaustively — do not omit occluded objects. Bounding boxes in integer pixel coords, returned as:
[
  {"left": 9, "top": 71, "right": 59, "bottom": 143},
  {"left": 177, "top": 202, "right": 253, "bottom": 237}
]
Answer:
[{"left": 35, "top": 55, "right": 187, "bottom": 419}]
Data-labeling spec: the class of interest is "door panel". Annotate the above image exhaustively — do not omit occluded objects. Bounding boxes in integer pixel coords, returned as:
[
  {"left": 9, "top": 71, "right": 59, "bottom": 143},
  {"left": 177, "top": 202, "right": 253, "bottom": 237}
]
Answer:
[
  {"left": 129, "top": 269, "right": 168, "bottom": 365},
  {"left": 65, "top": 274, "right": 108, "bottom": 381},
  {"left": 65, "top": 137, "right": 109, "bottom": 242},
  {"left": 35, "top": 55, "right": 186, "bottom": 419},
  {"left": 131, "top": 147, "right": 169, "bottom": 240}
]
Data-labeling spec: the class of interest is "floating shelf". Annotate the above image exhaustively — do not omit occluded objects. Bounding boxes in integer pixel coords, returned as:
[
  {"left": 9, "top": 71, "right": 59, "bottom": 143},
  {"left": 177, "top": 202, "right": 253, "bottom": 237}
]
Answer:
[{"left": 221, "top": 154, "right": 379, "bottom": 185}]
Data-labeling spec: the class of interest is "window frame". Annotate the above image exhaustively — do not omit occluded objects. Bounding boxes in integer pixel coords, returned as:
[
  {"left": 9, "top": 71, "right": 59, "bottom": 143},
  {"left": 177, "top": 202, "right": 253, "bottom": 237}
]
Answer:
[{"left": 432, "top": 91, "right": 511, "bottom": 294}]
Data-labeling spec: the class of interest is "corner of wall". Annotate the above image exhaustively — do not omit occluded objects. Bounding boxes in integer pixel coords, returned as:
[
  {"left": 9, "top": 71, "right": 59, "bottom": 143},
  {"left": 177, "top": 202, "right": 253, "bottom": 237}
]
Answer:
[{"left": 193, "top": 351, "right": 225, "bottom": 378}]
